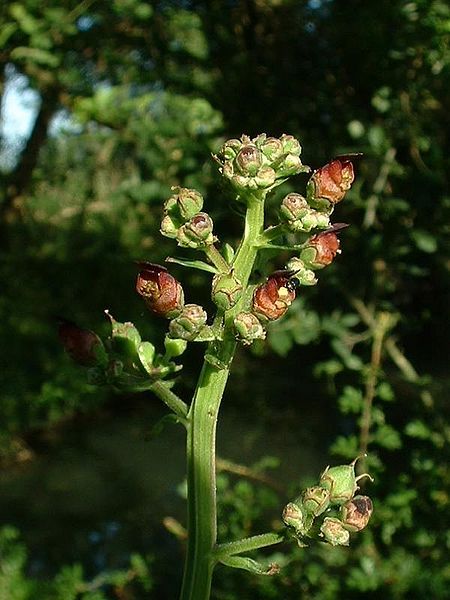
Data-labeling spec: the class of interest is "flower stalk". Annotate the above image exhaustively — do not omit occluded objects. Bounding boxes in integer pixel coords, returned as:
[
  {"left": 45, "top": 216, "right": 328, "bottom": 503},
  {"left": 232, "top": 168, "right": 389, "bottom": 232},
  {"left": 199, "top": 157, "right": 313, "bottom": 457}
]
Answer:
[{"left": 59, "top": 134, "right": 368, "bottom": 600}]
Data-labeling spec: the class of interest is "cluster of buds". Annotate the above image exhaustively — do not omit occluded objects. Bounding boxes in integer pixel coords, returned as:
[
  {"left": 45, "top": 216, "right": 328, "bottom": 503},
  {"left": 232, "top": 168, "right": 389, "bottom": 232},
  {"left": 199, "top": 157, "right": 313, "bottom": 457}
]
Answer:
[
  {"left": 58, "top": 313, "right": 185, "bottom": 391},
  {"left": 279, "top": 156, "right": 355, "bottom": 233},
  {"left": 279, "top": 193, "right": 330, "bottom": 232},
  {"left": 282, "top": 457, "right": 373, "bottom": 547},
  {"left": 161, "top": 187, "right": 215, "bottom": 248},
  {"left": 216, "top": 134, "right": 310, "bottom": 193}
]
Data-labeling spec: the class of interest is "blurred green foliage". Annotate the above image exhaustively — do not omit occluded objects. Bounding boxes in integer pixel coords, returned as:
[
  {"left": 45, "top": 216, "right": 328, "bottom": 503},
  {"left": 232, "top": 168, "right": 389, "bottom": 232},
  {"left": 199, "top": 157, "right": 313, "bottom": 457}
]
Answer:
[{"left": 1, "top": 0, "right": 449, "bottom": 597}]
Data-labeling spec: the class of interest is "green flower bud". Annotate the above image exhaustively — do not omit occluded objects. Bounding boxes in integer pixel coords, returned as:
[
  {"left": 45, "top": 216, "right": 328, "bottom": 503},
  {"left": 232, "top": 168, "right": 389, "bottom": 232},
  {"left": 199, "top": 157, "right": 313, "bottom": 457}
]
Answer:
[
  {"left": 221, "top": 138, "right": 242, "bottom": 161},
  {"left": 341, "top": 495, "right": 373, "bottom": 532},
  {"left": 236, "top": 144, "right": 263, "bottom": 176},
  {"left": 282, "top": 501, "right": 314, "bottom": 537},
  {"left": 319, "top": 457, "right": 373, "bottom": 505},
  {"left": 168, "top": 304, "right": 208, "bottom": 341},
  {"left": 285, "top": 258, "right": 318, "bottom": 286},
  {"left": 280, "top": 193, "right": 309, "bottom": 222},
  {"left": 254, "top": 166, "right": 276, "bottom": 188},
  {"left": 234, "top": 312, "right": 266, "bottom": 345},
  {"left": 298, "top": 211, "right": 331, "bottom": 232},
  {"left": 278, "top": 153, "right": 305, "bottom": 177},
  {"left": 212, "top": 271, "right": 243, "bottom": 311},
  {"left": 302, "top": 486, "right": 330, "bottom": 517},
  {"left": 320, "top": 517, "right": 350, "bottom": 546},
  {"left": 160, "top": 214, "right": 180, "bottom": 239},
  {"left": 280, "top": 134, "right": 302, "bottom": 156},
  {"left": 177, "top": 213, "right": 215, "bottom": 248},
  {"left": 164, "top": 186, "right": 204, "bottom": 222},
  {"left": 259, "top": 136, "right": 284, "bottom": 162}
]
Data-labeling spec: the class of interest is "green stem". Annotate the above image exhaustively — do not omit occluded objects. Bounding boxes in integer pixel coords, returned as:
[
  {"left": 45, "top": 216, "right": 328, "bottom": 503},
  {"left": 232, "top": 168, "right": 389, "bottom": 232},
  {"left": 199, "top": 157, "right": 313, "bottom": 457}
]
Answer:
[
  {"left": 180, "top": 193, "right": 265, "bottom": 600},
  {"left": 149, "top": 380, "right": 189, "bottom": 421},
  {"left": 203, "top": 244, "right": 230, "bottom": 273},
  {"left": 214, "top": 532, "right": 284, "bottom": 559}
]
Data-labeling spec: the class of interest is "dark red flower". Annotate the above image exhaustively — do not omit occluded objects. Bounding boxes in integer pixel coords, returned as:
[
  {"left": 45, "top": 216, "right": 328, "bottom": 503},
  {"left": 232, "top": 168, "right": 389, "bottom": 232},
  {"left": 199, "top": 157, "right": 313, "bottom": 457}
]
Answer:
[
  {"left": 252, "top": 272, "right": 296, "bottom": 321},
  {"left": 309, "top": 158, "right": 354, "bottom": 204},
  {"left": 136, "top": 262, "right": 184, "bottom": 318},
  {"left": 58, "top": 319, "right": 105, "bottom": 366}
]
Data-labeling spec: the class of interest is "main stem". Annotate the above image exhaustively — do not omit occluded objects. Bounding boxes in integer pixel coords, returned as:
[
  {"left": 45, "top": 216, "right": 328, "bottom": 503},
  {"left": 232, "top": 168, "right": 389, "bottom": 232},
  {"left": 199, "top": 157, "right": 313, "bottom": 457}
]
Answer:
[{"left": 179, "top": 194, "right": 265, "bottom": 600}]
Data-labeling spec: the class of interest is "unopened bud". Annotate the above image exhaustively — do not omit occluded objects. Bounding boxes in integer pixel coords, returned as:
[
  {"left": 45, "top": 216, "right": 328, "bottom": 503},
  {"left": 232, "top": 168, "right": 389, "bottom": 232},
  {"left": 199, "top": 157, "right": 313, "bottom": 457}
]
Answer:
[
  {"left": 164, "top": 187, "right": 204, "bottom": 222},
  {"left": 58, "top": 319, "right": 107, "bottom": 367},
  {"left": 320, "top": 517, "right": 350, "bottom": 546},
  {"left": 282, "top": 502, "right": 314, "bottom": 537},
  {"left": 259, "top": 136, "right": 283, "bottom": 161},
  {"left": 280, "top": 193, "right": 309, "bottom": 221},
  {"left": 160, "top": 214, "right": 179, "bottom": 239},
  {"left": 236, "top": 145, "right": 263, "bottom": 176},
  {"left": 307, "top": 158, "right": 354, "bottom": 205},
  {"left": 252, "top": 271, "right": 296, "bottom": 321},
  {"left": 212, "top": 271, "right": 243, "bottom": 311},
  {"left": 234, "top": 312, "right": 266, "bottom": 345},
  {"left": 177, "top": 213, "right": 215, "bottom": 247},
  {"left": 136, "top": 262, "right": 184, "bottom": 318},
  {"left": 280, "top": 194, "right": 330, "bottom": 232},
  {"left": 302, "top": 486, "right": 330, "bottom": 517},
  {"left": 221, "top": 138, "right": 242, "bottom": 161},
  {"left": 341, "top": 495, "right": 373, "bottom": 532},
  {"left": 254, "top": 166, "right": 276, "bottom": 188},
  {"left": 319, "top": 457, "right": 373, "bottom": 505},
  {"left": 168, "top": 304, "right": 207, "bottom": 341},
  {"left": 280, "top": 134, "right": 302, "bottom": 156},
  {"left": 285, "top": 258, "right": 317, "bottom": 286}
]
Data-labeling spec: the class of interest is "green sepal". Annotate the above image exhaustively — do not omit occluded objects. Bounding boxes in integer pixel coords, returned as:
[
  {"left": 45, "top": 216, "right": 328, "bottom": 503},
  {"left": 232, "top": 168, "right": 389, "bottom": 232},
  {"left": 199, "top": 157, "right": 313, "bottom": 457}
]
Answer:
[
  {"left": 166, "top": 256, "right": 218, "bottom": 274},
  {"left": 137, "top": 341, "right": 156, "bottom": 374},
  {"left": 106, "top": 311, "right": 141, "bottom": 357},
  {"left": 164, "top": 335, "right": 188, "bottom": 359},
  {"left": 190, "top": 325, "right": 220, "bottom": 342},
  {"left": 218, "top": 555, "right": 279, "bottom": 576}
]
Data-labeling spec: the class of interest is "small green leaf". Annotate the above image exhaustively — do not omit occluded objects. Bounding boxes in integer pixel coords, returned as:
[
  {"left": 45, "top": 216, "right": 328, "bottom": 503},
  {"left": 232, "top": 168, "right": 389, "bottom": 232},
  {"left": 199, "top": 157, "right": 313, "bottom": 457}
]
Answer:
[
  {"left": 11, "top": 46, "right": 60, "bottom": 67},
  {"left": 338, "top": 386, "right": 363, "bottom": 414},
  {"left": 222, "top": 243, "right": 235, "bottom": 263},
  {"left": 145, "top": 413, "right": 182, "bottom": 439},
  {"left": 219, "top": 555, "right": 280, "bottom": 576},
  {"left": 166, "top": 256, "right": 218, "bottom": 274},
  {"left": 410, "top": 230, "right": 438, "bottom": 253},
  {"left": 404, "top": 420, "right": 431, "bottom": 439}
]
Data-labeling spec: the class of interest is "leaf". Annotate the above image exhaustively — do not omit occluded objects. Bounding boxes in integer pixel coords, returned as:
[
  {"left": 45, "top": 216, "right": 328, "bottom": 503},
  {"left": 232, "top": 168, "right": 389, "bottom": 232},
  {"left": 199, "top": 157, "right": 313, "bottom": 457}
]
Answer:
[
  {"left": 338, "top": 386, "right": 363, "bottom": 414},
  {"left": 410, "top": 230, "right": 438, "bottom": 254},
  {"left": 219, "top": 555, "right": 280, "bottom": 576},
  {"left": 11, "top": 46, "right": 60, "bottom": 67},
  {"left": 145, "top": 413, "right": 182, "bottom": 440},
  {"left": 165, "top": 256, "right": 218, "bottom": 274}
]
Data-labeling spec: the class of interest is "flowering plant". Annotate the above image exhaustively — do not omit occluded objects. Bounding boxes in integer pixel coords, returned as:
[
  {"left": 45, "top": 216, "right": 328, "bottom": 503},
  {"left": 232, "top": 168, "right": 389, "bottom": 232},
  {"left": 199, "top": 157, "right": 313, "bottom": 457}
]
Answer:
[{"left": 59, "top": 134, "right": 371, "bottom": 600}]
